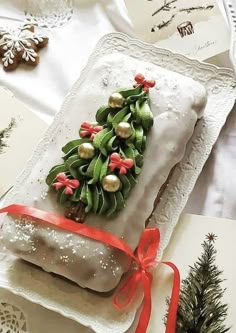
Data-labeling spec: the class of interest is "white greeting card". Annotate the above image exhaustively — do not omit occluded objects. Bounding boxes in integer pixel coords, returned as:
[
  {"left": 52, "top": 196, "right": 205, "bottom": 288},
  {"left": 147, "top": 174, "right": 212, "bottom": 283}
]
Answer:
[
  {"left": 146, "top": 214, "right": 236, "bottom": 332},
  {"left": 125, "top": 0, "right": 230, "bottom": 60},
  {"left": 0, "top": 87, "right": 46, "bottom": 198}
]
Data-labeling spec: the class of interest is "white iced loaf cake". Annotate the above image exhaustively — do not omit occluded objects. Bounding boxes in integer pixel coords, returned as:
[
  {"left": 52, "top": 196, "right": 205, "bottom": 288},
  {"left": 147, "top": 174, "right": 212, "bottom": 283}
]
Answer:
[{"left": 1, "top": 53, "right": 207, "bottom": 292}]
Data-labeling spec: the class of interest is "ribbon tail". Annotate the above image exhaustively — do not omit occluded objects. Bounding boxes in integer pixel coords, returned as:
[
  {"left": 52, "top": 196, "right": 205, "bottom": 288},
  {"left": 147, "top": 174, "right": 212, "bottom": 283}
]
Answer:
[
  {"left": 135, "top": 271, "right": 152, "bottom": 333},
  {"left": 114, "top": 271, "right": 141, "bottom": 309},
  {"left": 163, "top": 261, "right": 180, "bottom": 333}
]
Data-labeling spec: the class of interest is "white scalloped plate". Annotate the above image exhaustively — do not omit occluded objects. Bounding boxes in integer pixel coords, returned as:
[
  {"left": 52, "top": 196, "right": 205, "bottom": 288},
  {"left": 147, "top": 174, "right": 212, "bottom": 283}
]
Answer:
[
  {"left": 223, "top": 0, "right": 236, "bottom": 72},
  {"left": 0, "top": 33, "right": 236, "bottom": 333}
]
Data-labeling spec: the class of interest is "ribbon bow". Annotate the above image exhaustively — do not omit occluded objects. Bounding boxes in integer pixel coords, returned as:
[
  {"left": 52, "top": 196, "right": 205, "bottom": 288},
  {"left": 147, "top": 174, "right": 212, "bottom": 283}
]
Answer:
[
  {"left": 108, "top": 153, "right": 134, "bottom": 174},
  {"left": 0, "top": 205, "right": 180, "bottom": 333},
  {"left": 80, "top": 121, "right": 103, "bottom": 140},
  {"left": 53, "top": 172, "right": 79, "bottom": 195},
  {"left": 134, "top": 73, "right": 156, "bottom": 92},
  {"left": 114, "top": 228, "right": 180, "bottom": 333}
]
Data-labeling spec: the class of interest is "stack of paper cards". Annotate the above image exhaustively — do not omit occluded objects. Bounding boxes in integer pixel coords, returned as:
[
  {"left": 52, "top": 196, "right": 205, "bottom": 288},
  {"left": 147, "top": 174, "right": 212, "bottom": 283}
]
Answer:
[
  {"left": 125, "top": 0, "right": 230, "bottom": 60},
  {"left": 0, "top": 87, "right": 46, "bottom": 198}
]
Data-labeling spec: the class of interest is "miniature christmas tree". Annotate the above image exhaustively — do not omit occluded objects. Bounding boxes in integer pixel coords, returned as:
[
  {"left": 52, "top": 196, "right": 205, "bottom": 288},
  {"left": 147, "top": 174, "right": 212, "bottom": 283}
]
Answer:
[
  {"left": 0, "top": 118, "right": 15, "bottom": 154},
  {"left": 166, "top": 233, "right": 230, "bottom": 333},
  {"left": 46, "top": 74, "right": 155, "bottom": 222}
]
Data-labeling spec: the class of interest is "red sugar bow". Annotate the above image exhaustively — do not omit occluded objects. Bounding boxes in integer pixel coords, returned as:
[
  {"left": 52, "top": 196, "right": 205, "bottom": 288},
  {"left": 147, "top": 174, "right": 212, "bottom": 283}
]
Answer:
[
  {"left": 53, "top": 173, "right": 79, "bottom": 195},
  {"left": 134, "top": 73, "right": 156, "bottom": 92},
  {"left": 109, "top": 153, "right": 134, "bottom": 174},
  {"left": 80, "top": 121, "right": 103, "bottom": 140}
]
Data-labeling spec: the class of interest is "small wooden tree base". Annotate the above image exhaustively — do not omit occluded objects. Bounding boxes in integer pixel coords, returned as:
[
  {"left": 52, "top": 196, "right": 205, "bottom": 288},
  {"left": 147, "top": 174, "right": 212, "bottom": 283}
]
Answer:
[{"left": 65, "top": 201, "right": 87, "bottom": 223}]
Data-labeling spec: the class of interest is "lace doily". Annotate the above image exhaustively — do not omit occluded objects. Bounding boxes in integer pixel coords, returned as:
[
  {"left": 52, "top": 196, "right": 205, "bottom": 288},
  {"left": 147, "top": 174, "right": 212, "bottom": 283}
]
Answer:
[
  {"left": 0, "top": 302, "right": 27, "bottom": 333},
  {"left": 0, "top": 33, "right": 235, "bottom": 333}
]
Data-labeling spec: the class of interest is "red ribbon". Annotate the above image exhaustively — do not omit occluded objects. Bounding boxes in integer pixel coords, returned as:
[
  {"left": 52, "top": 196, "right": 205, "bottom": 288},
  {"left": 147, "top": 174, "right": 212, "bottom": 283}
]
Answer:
[
  {"left": 53, "top": 172, "right": 79, "bottom": 195},
  {"left": 80, "top": 121, "right": 103, "bottom": 140},
  {"left": 0, "top": 204, "right": 180, "bottom": 333},
  {"left": 109, "top": 153, "right": 134, "bottom": 174},
  {"left": 134, "top": 74, "right": 156, "bottom": 92}
]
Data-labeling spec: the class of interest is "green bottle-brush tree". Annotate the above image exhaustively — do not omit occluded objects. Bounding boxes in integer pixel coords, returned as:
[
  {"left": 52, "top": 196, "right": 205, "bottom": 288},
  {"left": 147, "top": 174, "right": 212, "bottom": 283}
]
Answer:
[
  {"left": 166, "top": 233, "right": 230, "bottom": 333},
  {"left": 0, "top": 118, "right": 16, "bottom": 154}
]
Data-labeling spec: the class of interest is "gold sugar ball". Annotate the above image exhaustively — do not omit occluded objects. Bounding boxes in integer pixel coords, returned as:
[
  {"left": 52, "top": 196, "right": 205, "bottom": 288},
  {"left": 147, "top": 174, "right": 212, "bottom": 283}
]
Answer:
[
  {"left": 102, "top": 175, "right": 121, "bottom": 192},
  {"left": 78, "top": 143, "right": 95, "bottom": 159},
  {"left": 108, "top": 92, "right": 124, "bottom": 108},
  {"left": 115, "top": 122, "right": 132, "bottom": 139}
]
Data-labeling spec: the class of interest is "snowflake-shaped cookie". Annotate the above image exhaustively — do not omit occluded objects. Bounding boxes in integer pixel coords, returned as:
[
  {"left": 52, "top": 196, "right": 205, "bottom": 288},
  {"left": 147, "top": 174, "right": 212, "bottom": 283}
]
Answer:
[{"left": 0, "top": 24, "right": 48, "bottom": 71}]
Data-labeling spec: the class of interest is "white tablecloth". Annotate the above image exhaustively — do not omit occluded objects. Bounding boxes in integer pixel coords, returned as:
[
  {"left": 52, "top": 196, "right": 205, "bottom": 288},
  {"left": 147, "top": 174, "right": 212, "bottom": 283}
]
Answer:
[{"left": 0, "top": 0, "right": 235, "bottom": 332}]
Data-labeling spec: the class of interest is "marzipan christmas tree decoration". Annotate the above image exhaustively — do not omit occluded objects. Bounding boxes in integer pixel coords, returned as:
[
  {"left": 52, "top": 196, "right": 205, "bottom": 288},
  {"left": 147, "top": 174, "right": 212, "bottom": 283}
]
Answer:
[
  {"left": 0, "top": 24, "right": 48, "bottom": 71},
  {"left": 46, "top": 74, "right": 156, "bottom": 222},
  {"left": 170, "top": 233, "right": 230, "bottom": 333}
]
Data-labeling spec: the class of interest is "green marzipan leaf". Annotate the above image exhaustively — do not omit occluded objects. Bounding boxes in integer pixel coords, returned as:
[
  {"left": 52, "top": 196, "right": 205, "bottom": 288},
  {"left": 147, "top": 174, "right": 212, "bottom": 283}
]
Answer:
[
  {"left": 140, "top": 100, "right": 154, "bottom": 131},
  {"left": 80, "top": 183, "right": 87, "bottom": 204},
  {"left": 119, "top": 174, "right": 131, "bottom": 199},
  {"left": 93, "top": 128, "right": 114, "bottom": 156},
  {"left": 135, "top": 99, "right": 142, "bottom": 125},
  {"left": 134, "top": 150, "right": 144, "bottom": 168},
  {"left": 117, "top": 85, "right": 142, "bottom": 98},
  {"left": 122, "top": 112, "right": 132, "bottom": 123},
  {"left": 92, "top": 185, "right": 100, "bottom": 213},
  {"left": 123, "top": 146, "right": 142, "bottom": 175},
  {"left": 99, "top": 156, "right": 109, "bottom": 181},
  {"left": 135, "top": 125, "right": 144, "bottom": 153},
  {"left": 65, "top": 155, "right": 86, "bottom": 179},
  {"left": 88, "top": 153, "right": 103, "bottom": 184},
  {"left": 130, "top": 104, "right": 136, "bottom": 116},
  {"left": 95, "top": 105, "right": 111, "bottom": 124},
  {"left": 107, "top": 110, "right": 117, "bottom": 126},
  {"left": 112, "top": 106, "right": 129, "bottom": 127},
  {"left": 142, "top": 135, "right": 146, "bottom": 151},
  {"left": 57, "top": 188, "right": 68, "bottom": 205},
  {"left": 106, "top": 136, "right": 119, "bottom": 152},
  {"left": 93, "top": 128, "right": 109, "bottom": 147},
  {"left": 126, "top": 92, "right": 146, "bottom": 105},
  {"left": 46, "top": 164, "right": 67, "bottom": 186},
  {"left": 78, "top": 164, "right": 89, "bottom": 178},
  {"left": 70, "top": 186, "right": 82, "bottom": 202},
  {"left": 106, "top": 193, "right": 117, "bottom": 217},
  {"left": 128, "top": 173, "right": 137, "bottom": 188},
  {"left": 125, "top": 121, "right": 136, "bottom": 146},
  {"left": 62, "top": 138, "right": 90, "bottom": 156},
  {"left": 98, "top": 189, "right": 109, "bottom": 214},
  {"left": 115, "top": 191, "right": 125, "bottom": 211},
  {"left": 85, "top": 185, "right": 93, "bottom": 213},
  {"left": 86, "top": 155, "right": 98, "bottom": 178}
]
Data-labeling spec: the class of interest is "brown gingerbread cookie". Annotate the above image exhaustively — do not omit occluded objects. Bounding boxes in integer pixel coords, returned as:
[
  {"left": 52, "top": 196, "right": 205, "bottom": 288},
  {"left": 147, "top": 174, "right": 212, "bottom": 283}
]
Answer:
[{"left": 0, "top": 24, "right": 48, "bottom": 71}]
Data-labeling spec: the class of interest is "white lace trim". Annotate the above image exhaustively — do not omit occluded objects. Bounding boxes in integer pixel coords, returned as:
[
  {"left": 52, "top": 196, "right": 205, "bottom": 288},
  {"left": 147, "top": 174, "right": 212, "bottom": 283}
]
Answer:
[{"left": 0, "top": 302, "right": 27, "bottom": 333}]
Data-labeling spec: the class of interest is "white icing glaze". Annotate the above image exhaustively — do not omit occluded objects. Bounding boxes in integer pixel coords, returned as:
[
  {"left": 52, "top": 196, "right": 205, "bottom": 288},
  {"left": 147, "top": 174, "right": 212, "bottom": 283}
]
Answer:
[{"left": 1, "top": 53, "right": 207, "bottom": 292}]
